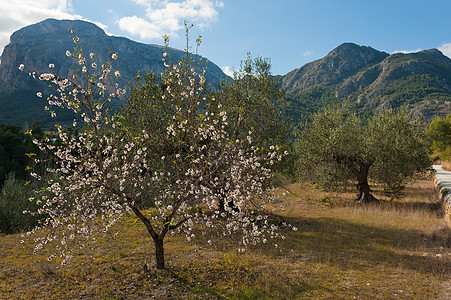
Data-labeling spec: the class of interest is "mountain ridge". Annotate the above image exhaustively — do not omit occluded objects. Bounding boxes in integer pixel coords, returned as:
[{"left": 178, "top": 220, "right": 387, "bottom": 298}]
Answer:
[
  {"left": 0, "top": 19, "right": 449, "bottom": 126},
  {"left": 282, "top": 43, "right": 451, "bottom": 122},
  {"left": 0, "top": 18, "right": 226, "bottom": 94},
  {"left": 0, "top": 19, "right": 228, "bottom": 125},
  {"left": 281, "top": 43, "right": 389, "bottom": 94}
]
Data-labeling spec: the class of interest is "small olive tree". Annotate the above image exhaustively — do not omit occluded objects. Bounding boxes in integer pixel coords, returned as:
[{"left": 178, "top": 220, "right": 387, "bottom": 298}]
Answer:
[
  {"left": 211, "top": 54, "right": 289, "bottom": 148},
  {"left": 295, "top": 105, "right": 430, "bottom": 201},
  {"left": 0, "top": 173, "right": 41, "bottom": 234},
  {"left": 21, "top": 30, "right": 290, "bottom": 269},
  {"left": 210, "top": 54, "right": 295, "bottom": 187},
  {"left": 426, "top": 114, "right": 451, "bottom": 161}
]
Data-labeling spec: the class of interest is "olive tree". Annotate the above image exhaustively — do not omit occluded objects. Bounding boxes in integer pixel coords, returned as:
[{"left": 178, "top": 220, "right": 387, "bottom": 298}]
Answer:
[
  {"left": 210, "top": 54, "right": 295, "bottom": 187},
  {"left": 21, "top": 30, "right": 290, "bottom": 269},
  {"left": 212, "top": 53, "right": 289, "bottom": 148},
  {"left": 295, "top": 105, "right": 430, "bottom": 201},
  {"left": 426, "top": 114, "right": 451, "bottom": 161}
]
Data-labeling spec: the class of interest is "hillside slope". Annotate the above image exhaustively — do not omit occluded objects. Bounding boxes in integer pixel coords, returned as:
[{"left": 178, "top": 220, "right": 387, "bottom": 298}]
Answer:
[
  {"left": 282, "top": 43, "right": 451, "bottom": 123},
  {"left": 0, "top": 19, "right": 227, "bottom": 126}
]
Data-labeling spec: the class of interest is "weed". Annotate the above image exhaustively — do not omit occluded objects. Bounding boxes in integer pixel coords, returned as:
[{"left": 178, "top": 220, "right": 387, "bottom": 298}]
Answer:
[
  {"left": 37, "top": 261, "right": 56, "bottom": 277},
  {"left": 320, "top": 196, "right": 334, "bottom": 207}
]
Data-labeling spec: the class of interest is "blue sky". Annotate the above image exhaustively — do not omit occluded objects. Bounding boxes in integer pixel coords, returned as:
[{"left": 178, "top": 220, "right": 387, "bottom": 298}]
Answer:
[{"left": 1, "top": 0, "right": 451, "bottom": 76}]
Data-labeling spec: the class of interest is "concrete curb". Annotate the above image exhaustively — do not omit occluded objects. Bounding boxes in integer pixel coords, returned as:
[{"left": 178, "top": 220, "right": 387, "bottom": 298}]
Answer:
[{"left": 432, "top": 165, "right": 451, "bottom": 225}]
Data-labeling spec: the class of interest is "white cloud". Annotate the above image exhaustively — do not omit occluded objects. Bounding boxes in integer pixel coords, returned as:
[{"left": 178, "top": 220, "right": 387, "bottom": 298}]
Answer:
[
  {"left": 392, "top": 48, "right": 422, "bottom": 54},
  {"left": 221, "top": 65, "right": 234, "bottom": 77},
  {"left": 118, "top": 0, "right": 223, "bottom": 41},
  {"left": 303, "top": 50, "right": 313, "bottom": 57},
  {"left": 131, "top": 0, "right": 151, "bottom": 5},
  {"left": 0, "top": 1, "right": 75, "bottom": 51},
  {"left": 0, "top": 0, "right": 108, "bottom": 57},
  {"left": 438, "top": 42, "right": 451, "bottom": 58},
  {"left": 117, "top": 16, "right": 162, "bottom": 40}
]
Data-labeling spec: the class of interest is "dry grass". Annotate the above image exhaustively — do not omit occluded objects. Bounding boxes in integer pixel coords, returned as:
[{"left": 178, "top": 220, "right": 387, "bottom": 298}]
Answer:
[
  {"left": 442, "top": 160, "right": 451, "bottom": 172},
  {"left": 1, "top": 177, "right": 450, "bottom": 299}
]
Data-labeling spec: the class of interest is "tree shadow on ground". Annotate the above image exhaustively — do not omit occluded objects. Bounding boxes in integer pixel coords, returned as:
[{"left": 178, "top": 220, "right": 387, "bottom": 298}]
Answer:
[{"left": 278, "top": 214, "right": 451, "bottom": 278}]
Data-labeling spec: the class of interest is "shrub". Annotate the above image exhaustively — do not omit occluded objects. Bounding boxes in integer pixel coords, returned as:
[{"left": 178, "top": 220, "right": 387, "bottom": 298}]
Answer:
[{"left": 0, "top": 173, "right": 40, "bottom": 234}]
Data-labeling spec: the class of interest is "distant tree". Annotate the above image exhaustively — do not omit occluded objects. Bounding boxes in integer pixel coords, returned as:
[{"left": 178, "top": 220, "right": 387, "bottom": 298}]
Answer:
[
  {"left": 295, "top": 105, "right": 430, "bottom": 201},
  {"left": 212, "top": 54, "right": 289, "bottom": 148},
  {"left": 0, "top": 123, "right": 34, "bottom": 186},
  {"left": 212, "top": 54, "right": 296, "bottom": 186},
  {"left": 23, "top": 29, "right": 291, "bottom": 269},
  {"left": 0, "top": 173, "right": 41, "bottom": 234},
  {"left": 426, "top": 114, "right": 451, "bottom": 161},
  {"left": 31, "top": 121, "right": 44, "bottom": 140}
]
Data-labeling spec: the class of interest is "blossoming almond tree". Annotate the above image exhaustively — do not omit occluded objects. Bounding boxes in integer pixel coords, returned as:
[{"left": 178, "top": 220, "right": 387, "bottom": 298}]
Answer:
[{"left": 21, "top": 28, "right": 291, "bottom": 270}]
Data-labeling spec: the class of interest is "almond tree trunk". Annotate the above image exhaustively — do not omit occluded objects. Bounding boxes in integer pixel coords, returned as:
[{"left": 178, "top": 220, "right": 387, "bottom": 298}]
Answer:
[
  {"left": 154, "top": 236, "right": 165, "bottom": 270},
  {"left": 128, "top": 204, "right": 167, "bottom": 270}
]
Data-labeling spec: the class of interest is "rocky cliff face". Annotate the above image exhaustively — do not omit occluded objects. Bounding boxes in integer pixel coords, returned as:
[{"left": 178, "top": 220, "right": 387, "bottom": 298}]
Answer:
[
  {"left": 0, "top": 19, "right": 227, "bottom": 125},
  {"left": 0, "top": 19, "right": 227, "bottom": 91},
  {"left": 281, "top": 43, "right": 389, "bottom": 94}
]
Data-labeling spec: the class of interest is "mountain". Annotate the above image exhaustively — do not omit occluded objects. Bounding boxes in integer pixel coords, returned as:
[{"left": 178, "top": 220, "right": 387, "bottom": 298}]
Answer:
[
  {"left": 282, "top": 43, "right": 451, "bottom": 123},
  {"left": 282, "top": 43, "right": 389, "bottom": 94},
  {"left": 0, "top": 19, "right": 228, "bottom": 126},
  {"left": 1, "top": 20, "right": 450, "bottom": 127}
]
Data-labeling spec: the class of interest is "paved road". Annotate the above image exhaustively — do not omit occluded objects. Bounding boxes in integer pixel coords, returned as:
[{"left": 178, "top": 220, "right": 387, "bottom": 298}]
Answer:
[{"left": 432, "top": 165, "right": 451, "bottom": 207}]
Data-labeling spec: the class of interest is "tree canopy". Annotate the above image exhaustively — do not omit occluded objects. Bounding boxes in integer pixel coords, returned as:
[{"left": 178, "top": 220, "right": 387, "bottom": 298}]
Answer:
[
  {"left": 23, "top": 30, "right": 291, "bottom": 269},
  {"left": 0, "top": 123, "right": 39, "bottom": 187},
  {"left": 426, "top": 114, "right": 451, "bottom": 161},
  {"left": 211, "top": 54, "right": 289, "bottom": 148},
  {"left": 295, "top": 105, "right": 430, "bottom": 201}
]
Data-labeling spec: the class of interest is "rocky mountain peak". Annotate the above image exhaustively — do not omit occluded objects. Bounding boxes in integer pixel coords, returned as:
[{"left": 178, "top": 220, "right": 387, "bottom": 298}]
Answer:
[
  {"left": 0, "top": 19, "right": 228, "bottom": 125},
  {"left": 325, "top": 42, "right": 387, "bottom": 60},
  {"left": 319, "top": 42, "right": 389, "bottom": 74},
  {"left": 9, "top": 19, "right": 106, "bottom": 45},
  {"left": 281, "top": 43, "right": 389, "bottom": 94},
  {"left": 0, "top": 18, "right": 226, "bottom": 92},
  {"left": 284, "top": 43, "right": 451, "bottom": 123}
]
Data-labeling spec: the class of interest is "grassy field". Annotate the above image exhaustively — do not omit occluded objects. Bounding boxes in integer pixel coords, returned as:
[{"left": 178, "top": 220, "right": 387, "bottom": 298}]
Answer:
[{"left": 1, "top": 175, "right": 450, "bottom": 299}]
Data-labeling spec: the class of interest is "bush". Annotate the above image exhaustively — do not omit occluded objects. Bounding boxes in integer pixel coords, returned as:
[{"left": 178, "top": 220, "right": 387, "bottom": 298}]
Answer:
[
  {"left": 0, "top": 173, "right": 40, "bottom": 234},
  {"left": 426, "top": 114, "right": 451, "bottom": 161}
]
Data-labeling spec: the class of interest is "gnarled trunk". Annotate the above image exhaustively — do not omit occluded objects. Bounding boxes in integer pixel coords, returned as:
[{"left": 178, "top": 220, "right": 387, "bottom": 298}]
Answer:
[{"left": 355, "top": 162, "right": 377, "bottom": 203}]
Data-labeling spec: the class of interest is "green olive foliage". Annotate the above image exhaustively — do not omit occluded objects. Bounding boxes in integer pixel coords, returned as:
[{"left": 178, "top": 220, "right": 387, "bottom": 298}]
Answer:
[
  {"left": 211, "top": 54, "right": 294, "bottom": 183},
  {"left": 295, "top": 105, "right": 431, "bottom": 200},
  {"left": 211, "top": 54, "right": 289, "bottom": 148},
  {"left": 426, "top": 114, "right": 451, "bottom": 161},
  {"left": 0, "top": 173, "right": 41, "bottom": 234}
]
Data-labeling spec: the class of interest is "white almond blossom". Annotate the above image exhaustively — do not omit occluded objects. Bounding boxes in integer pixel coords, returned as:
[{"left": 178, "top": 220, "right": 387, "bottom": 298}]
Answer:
[{"left": 21, "top": 29, "right": 288, "bottom": 270}]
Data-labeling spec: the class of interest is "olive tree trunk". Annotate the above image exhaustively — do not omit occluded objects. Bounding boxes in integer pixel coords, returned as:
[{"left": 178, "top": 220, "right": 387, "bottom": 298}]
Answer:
[{"left": 355, "top": 162, "right": 377, "bottom": 203}]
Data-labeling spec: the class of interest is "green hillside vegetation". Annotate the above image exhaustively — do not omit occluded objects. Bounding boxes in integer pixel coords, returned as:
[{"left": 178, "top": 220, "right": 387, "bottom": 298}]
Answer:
[
  {"left": 384, "top": 74, "right": 451, "bottom": 107},
  {"left": 0, "top": 123, "right": 34, "bottom": 186},
  {"left": 284, "top": 74, "right": 451, "bottom": 126},
  {"left": 285, "top": 85, "right": 341, "bottom": 125},
  {"left": 0, "top": 91, "right": 83, "bottom": 127}
]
